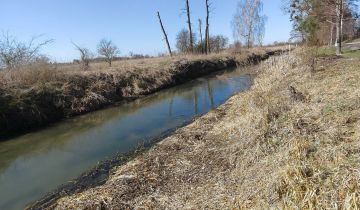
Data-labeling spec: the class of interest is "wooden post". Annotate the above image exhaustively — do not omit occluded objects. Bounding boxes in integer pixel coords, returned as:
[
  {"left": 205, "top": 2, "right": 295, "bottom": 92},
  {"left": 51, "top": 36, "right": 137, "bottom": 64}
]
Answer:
[
  {"left": 186, "top": 0, "right": 194, "bottom": 52},
  {"left": 157, "top": 11, "right": 173, "bottom": 57}
]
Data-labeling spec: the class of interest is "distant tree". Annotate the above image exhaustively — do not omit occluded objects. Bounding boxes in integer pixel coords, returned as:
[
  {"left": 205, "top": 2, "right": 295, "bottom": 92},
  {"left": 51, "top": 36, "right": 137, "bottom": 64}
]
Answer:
[
  {"left": 73, "top": 42, "right": 93, "bottom": 70},
  {"left": 232, "top": 41, "right": 242, "bottom": 49},
  {"left": 97, "top": 39, "right": 120, "bottom": 67},
  {"left": 0, "top": 33, "right": 52, "bottom": 69},
  {"left": 232, "top": 0, "right": 267, "bottom": 48},
  {"left": 176, "top": 29, "right": 196, "bottom": 53},
  {"left": 209, "top": 35, "right": 229, "bottom": 52}
]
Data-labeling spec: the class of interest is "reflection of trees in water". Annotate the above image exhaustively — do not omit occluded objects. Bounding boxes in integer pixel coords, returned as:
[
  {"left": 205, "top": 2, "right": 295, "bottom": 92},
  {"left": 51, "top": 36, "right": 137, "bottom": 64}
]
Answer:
[
  {"left": 168, "top": 97, "right": 174, "bottom": 117},
  {"left": 0, "top": 72, "right": 252, "bottom": 178},
  {"left": 0, "top": 82, "right": 209, "bottom": 174},
  {"left": 194, "top": 90, "right": 199, "bottom": 115},
  {"left": 175, "top": 79, "right": 216, "bottom": 115},
  {"left": 0, "top": 87, "right": 185, "bottom": 174},
  {"left": 207, "top": 80, "right": 215, "bottom": 108}
]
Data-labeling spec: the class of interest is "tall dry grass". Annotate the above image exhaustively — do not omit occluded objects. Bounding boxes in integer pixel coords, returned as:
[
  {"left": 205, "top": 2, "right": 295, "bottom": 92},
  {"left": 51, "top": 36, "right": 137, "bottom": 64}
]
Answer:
[
  {"left": 54, "top": 48, "right": 359, "bottom": 209},
  {"left": 1, "top": 47, "right": 284, "bottom": 137},
  {"left": 0, "top": 46, "right": 283, "bottom": 89}
]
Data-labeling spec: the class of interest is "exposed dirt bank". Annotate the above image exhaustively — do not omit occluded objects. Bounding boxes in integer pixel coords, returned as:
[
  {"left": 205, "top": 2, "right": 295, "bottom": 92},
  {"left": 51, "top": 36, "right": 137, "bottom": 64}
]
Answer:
[
  {"left": 52, "top": 50, "right": 359, "bottom": 209},
  {"left": 0, "top": 49, "right": 282, "bottom": 139}
]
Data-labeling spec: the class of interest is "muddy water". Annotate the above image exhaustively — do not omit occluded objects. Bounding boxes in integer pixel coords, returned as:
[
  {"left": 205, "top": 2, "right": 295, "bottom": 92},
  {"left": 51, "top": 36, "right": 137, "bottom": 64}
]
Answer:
[{"left": 0, "top": 66, "right": 255, "bottom": 210}]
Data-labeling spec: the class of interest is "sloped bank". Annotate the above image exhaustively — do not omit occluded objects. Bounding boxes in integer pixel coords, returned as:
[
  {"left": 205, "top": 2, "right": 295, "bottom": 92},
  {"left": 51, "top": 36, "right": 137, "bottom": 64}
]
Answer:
[
  {"left": 0, "top": 50, "right": 283, "bottom": 139},
  {"left": 52, "top": 51, "right": 359, "bottom": 209}
]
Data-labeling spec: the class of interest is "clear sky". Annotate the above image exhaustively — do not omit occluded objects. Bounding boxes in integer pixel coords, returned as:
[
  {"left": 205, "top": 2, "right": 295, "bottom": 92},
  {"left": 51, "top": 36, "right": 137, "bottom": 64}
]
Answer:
[{"left": 0, "top": 0, "right": 292, "bottom": 62}]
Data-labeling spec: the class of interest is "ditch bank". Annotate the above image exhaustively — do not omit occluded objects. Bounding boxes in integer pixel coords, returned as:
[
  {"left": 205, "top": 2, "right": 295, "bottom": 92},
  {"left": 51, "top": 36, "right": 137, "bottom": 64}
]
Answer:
[
  {"left": 0, "top": 50, "right": 283, "bottom": 140},
  {"left": 50, "top": 50, "right": 360, "bottom": 209}
]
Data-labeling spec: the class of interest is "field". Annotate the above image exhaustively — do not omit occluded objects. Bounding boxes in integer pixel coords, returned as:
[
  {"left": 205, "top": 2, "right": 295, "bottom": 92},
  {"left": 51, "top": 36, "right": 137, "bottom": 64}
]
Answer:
[{"left": 53, "top": 48, "right": 360, "bottom": 209}]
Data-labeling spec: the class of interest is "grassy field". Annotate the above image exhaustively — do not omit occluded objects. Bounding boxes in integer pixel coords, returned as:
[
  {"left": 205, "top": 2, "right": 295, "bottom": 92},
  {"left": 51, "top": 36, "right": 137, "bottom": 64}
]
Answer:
[
  {"left": 0, "top": 47, "right": 284, "bottom": 139},
  {"left": 53, "top": 48, "right": 359, "bottom": 209}
]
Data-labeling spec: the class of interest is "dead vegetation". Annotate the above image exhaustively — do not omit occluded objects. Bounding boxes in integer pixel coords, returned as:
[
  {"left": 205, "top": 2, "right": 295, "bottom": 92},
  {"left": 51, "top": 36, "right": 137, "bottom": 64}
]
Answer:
[
  {"left": 0, "top": 47, "right": 282, "bottom": 138},
  {"left": 54, "top": 48, "right": 359, "bottom": 209}
]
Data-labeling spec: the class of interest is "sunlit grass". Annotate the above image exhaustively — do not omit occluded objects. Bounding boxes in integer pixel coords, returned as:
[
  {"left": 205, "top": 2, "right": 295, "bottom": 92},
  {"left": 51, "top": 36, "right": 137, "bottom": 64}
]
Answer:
[
  {"left": 318, "top": 46, "right": 360, "bottom": 58},
  {"left": 55, "top": 49, "right": 360, "bottom": 209}
]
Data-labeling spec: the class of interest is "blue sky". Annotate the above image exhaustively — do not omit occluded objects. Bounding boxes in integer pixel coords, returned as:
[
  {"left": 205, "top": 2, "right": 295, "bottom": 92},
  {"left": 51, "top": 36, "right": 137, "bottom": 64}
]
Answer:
[{"left": 0, "top": 0, "right": 292, "bottom": 62}]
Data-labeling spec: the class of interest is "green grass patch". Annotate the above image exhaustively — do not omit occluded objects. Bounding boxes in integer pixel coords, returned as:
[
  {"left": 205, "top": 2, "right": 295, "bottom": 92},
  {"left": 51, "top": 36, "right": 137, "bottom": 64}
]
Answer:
[
  {"left": 318, "top": 47, "right": 336, "bottom": 57},
  {"left": 317, "top": 46, "right": 360, "bottom": 58},
  {"left": 342, "top": 49, "right": 360, "bottom": 58}
]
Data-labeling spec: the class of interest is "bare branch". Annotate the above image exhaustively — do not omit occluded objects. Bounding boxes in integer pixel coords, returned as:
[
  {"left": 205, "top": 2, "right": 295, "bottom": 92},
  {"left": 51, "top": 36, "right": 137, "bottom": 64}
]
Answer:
[
  {"left": 0, "top": 33, "right": 53, "bottom": 70},
  {"left": 72, "top": 42, "right": 93, "bottom": 70},
  {"left": 97, "top": 39, "right": 120, "bottom": 67}
]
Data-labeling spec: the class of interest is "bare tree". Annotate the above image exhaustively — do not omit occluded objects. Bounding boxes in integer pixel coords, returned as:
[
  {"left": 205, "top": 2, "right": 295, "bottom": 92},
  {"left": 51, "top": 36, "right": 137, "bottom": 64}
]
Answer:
[
  {"left": 97, "top": 39, "right": 120, "bottom": 67},
  {"left": 185, "top": 0, "right": 194, "bottom": 52},
  {"left": 316, "top": 0, "right": 358, "bottom": 54},
  {"left": 209, "top": 35, "right": 229, "bottom": 52},
  {"left": 283, "top": 0, "right": 358, "bottom": 50},
  {"left": 232, "top": 0, "right": 267, "bottom": 48},
  {"left": 176, "top": 29, "right": 196, "bottom": 53},
  {"left": 205, "top": 0, "right": 211, "bottom": 54},
  {"left": 157, "top": 11, "right": 173, "bottom": 57},
  {"left": 72, "top": 42, "right": 92, "bottom": 70},
  {"left": 0, "top": 33, "right": 53, "bottom": 69},
  {"left": 322, "top": 0, "right": 345, "bottom": 54},
  {"left": 198, "top": 19, "right": 204, "bottom": 53}
]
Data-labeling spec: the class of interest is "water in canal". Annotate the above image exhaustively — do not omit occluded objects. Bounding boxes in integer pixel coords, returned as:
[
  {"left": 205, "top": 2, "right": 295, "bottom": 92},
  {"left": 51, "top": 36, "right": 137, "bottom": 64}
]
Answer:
[{"left": 0, "top": 66, "right": 255, "bottom": 210}]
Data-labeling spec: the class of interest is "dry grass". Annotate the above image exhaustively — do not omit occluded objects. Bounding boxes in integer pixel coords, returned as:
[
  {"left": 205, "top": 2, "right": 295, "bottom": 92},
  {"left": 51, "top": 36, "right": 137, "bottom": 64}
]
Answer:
[
  {"left": 54, "top": 48, "right": 360, "bottom": 209},
  {"left": 1, "top": 47, "right": 285, "bottom": 137},
  {"left": 0, "top": 47, "right": 274, "bottom": 88}
]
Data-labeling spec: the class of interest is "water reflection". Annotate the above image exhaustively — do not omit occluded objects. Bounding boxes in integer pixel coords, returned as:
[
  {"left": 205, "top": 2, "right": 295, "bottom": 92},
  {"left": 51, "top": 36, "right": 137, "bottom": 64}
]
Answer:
[{"left": 0, "top": 66, "right": 254, "bottom": 210}]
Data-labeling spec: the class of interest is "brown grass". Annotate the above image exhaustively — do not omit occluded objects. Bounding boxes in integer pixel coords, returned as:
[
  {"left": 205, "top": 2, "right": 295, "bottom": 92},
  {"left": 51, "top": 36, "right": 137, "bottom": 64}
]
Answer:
[
  {"left": 53, "top": 48, "right": 360, "bottom": 209},
  {"left": 0, "top": 47, "right": 285, "bottom": 137},
  {"left": 0, "top": 47, "right": 272, "bottom": 88}
]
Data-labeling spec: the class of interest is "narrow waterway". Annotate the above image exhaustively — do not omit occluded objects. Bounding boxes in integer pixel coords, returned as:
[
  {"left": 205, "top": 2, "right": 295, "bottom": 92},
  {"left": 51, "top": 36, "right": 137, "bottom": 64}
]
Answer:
[{"left": 0, "top": 66, "right": 255, "bottom": 210}]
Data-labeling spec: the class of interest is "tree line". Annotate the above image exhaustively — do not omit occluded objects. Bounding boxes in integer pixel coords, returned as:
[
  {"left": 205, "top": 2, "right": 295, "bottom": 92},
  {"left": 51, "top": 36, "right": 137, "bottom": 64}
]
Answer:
[
  {"left": 71, "top": 39, "right": 120, "bottom": 70},
  {"left": 158, "top": 0, "right": 267, "bottom": 56},
  {"left": 0, "top": 34, "right": 121, "bottom": 70},
  {"left": 1, "top": 0, "right": 269, "bottom": 70},
  {"left": 157, "top": 0, "right": 214, "bottom": 56},
  {"left": 283, "top": 0, "right": 360, "bottom": 54}
]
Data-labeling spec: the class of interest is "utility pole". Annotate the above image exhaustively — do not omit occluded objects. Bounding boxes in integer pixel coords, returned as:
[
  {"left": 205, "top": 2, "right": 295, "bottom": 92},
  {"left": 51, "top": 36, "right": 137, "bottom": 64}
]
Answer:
[
  {"left": 185, "top": 0, "right": 194, "bottom": 52},
  {"left": 157, "top": 12, "right": 173, "bottom": 57}
]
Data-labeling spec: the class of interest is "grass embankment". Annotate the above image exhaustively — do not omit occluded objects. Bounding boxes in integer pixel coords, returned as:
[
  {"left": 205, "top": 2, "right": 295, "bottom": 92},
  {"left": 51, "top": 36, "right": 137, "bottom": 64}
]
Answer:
[
  {"left": 0, "top": 48, "right": 282, "bottom": 139},
  {"left": 318, "top": 46, "right": 360, "bottom": 58},
  {"left": 54, "top": 49, "right": 359, "bottom": 209}
]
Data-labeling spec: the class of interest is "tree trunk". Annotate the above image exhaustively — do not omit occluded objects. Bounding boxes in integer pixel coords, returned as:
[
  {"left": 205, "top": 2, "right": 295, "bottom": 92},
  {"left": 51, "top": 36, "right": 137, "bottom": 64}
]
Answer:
[
  {"left": 157, "top": 12, "right": 173, "bottom": 57},
  {"left": 205, "top": 0, "right": 210, "bottom": 54},
  {"left": 336, "top": 0, "right": 343, "bottom": 55},
  {"left": 330, "top": 23, "right": 334, "bottom": 46},
  {"left": 198, "top": 19, "right": 204, "bottom": 54},
  {"left": 186, "top": 0, "right": 194, "bottom": 52}
]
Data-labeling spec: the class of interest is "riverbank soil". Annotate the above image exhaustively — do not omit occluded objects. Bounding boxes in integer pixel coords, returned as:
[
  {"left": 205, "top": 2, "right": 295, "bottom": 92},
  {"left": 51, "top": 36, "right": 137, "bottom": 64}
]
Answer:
[
  {"left": 53, "top": 49, "right": 360, "bottom": 209},
  {"left": 0, "top": 48, "right": 282, "bottom": 139}
]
